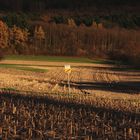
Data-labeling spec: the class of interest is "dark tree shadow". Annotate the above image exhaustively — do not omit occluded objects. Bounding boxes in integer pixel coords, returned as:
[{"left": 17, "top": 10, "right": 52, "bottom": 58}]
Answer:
[{"left": 62, "top": 81, "right": 140, "bottom": 94}]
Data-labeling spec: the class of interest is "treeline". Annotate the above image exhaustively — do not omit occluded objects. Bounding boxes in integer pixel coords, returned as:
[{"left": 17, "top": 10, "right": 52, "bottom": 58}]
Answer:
[
  {"left": 0, "top": 20, "right": 140, "bottom": 65},
  {"left": 0, "top": 0, "right": 140, "bottom": 11},
  {"left": 51, "top": 15, "right": 140, "bottom": 29},
  {"left": 1, "top": 12, "right": 140, "bottom": 29}
]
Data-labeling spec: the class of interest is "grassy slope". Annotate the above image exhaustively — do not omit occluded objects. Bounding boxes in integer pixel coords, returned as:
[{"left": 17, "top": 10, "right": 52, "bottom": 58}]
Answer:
[
  {"left": 2, "top": 55, "right": 140, "bottom": 71},
  {"left": 5, "top": 55, "right": 114, "bottom": 64},
  {"left": 0, "top": 64, "right": 48, "bottom": 72}
]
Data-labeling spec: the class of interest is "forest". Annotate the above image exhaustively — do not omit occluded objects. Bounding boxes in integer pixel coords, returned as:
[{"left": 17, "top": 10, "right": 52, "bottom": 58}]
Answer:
[
  {"left": 0, "top": 0, "right": 140, "bottom": 65},
  {"left": 0, "top": 19, "right": 140, "bottom": 65}
]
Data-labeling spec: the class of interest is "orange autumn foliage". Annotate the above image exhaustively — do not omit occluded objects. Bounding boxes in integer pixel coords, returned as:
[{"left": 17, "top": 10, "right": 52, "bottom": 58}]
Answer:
[{"left": 0, "top": 20, "right": 9, "bottom": 48}]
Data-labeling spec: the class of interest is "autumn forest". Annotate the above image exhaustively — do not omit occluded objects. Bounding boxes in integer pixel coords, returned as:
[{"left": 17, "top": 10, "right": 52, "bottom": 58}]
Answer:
[{"left": 0, "top": 0, "right": 140, "bottom": 65}]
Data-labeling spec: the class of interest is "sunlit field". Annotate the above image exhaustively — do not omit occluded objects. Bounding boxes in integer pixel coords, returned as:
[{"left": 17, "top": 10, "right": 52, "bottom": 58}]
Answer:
[
  {"left": 0, "top": 56, "right": 140, "bottom": 139},
  {"left": 0, "top": 0, "right": 140, "bottom": 139}
]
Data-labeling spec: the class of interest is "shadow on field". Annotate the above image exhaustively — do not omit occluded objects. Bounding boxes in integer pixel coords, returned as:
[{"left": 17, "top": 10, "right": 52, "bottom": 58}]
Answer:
[{"left": 66, "top": 81, "right": 140, "bottom": 94}]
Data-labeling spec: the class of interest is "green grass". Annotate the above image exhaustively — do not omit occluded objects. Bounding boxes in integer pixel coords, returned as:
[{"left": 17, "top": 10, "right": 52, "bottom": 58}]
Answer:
[
  {"left": 5, "top": 55, "right": 113, "bottom": 64},
  {"left": 16, "top": 66, "right": 48, "bottom": 72},
  {"left": 0, "top": 64, "right": 48, "bottom": 72},
  {"left": 0, "top": 87, "right": 17, "bottom": 91}
]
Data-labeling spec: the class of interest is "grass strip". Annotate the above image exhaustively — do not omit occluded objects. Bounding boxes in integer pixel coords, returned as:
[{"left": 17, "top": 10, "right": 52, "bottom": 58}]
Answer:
[
  {"left": 5, "top": 55, "right": 114, "bottom": 64},
  {"left": 0, "top": 64, "right": 48, "bottom": 72}
]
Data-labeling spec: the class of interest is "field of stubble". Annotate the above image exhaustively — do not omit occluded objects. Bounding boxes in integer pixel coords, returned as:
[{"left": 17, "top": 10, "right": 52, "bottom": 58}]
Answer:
[{"left": 0, "top": 60, "right": 140, "bottom": 113}]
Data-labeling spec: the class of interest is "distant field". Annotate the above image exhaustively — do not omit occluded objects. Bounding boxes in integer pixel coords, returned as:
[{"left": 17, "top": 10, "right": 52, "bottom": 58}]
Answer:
[
  {"left": 5, "top": 55, "right": 113, "bottom": 64},
  {"left": 0, "top": 64, "right": 48, "bottom": 72}
]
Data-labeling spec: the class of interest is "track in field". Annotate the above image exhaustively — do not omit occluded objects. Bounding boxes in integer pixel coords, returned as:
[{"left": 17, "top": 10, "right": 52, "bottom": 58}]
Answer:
[{"left": 46, "top": 67, "right": 140, "bottom": 94}]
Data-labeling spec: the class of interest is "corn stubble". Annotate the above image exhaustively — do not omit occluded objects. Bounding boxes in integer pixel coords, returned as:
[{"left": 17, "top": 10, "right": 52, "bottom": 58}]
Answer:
[{"left": 0, "top": 94, "right": 140, "bottom": 140}]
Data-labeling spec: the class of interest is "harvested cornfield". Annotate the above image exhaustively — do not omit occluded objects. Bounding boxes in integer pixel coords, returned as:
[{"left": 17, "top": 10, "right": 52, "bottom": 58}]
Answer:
[
  {"left": 0, "top": 59, "right": 140, "bottom": 140},
  {"left": 0, "top": 93, "right": 140, "bottom": 140},
  {"left": 0, "top": 61, "right": 140, "bottom": 114}
]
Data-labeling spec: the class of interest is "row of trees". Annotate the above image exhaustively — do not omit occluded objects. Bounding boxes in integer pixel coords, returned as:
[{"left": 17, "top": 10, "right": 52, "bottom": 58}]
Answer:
[
  {"left": 0, "top": 20, "right": 140, "bottom": 65},
  {"left": 52, "top": 15, "right": 140, "bottom": 29},
  {"left": 0, "top": 20, "right": 45, "bottom": 54},
  {"left": 2, "top": 13, "right": 140, "bottom": 30},
  {"left": 0, "top": 21, "right": 28, "bottom": 53}
]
